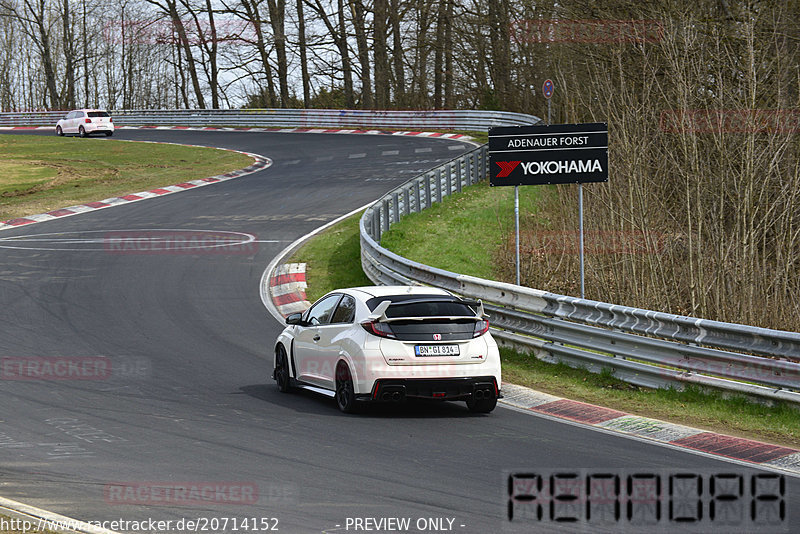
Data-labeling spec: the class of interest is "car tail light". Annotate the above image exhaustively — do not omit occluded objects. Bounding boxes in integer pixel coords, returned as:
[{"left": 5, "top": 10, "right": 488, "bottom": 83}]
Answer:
[
  {"left": 360, "top": 320, "right": 396, "bottom": 339},
  {"left": 473, "top": 319, "right": 489, "bottom": 338},
  {"left": 109, "top": 117, "right": 113, "bottom": 122},
  {"left": 85, "top": 118, "right": 92, "bottom": 123}
]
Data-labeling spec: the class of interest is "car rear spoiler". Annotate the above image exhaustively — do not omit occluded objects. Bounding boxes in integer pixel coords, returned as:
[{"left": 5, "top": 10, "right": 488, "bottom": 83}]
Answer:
[{"left": 366, "top": 298, "right": 487, "bottom": 322}]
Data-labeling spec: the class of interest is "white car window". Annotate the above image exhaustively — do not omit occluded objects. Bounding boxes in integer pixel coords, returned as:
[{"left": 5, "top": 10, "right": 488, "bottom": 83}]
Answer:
[{"left": 305, "top": 294, "right": 341, "bottom": 326}]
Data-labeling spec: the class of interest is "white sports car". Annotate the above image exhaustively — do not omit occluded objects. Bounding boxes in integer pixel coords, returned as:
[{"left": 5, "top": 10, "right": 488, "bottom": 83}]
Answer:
[{"left": 272, "top": 286, "right": 502, "bottom": 413}]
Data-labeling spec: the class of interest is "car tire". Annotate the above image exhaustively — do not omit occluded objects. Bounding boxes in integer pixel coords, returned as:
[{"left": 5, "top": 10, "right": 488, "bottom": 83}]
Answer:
[
  {"left": 274, "top": 345, "right": 292, "bottom": 393},
  {"left": 106, "top": 131, "right": 113, "bottom": 137},
  {"left": 79, "top": 126, "right": 87, "bottom": 138},
  {"left": 466, "top": 396, "right": 497, "bottom": 414},
  {"left": 335, "top": 362, "right": 359, "bottom": 414},
  {"left": 56, "top": 126, "right": 63, "bottom": 136}
]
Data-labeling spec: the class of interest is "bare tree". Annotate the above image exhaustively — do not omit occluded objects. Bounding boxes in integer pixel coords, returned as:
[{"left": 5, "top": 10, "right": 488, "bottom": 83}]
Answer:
[
  {"left": 305, "top": 0, "right": 354, "bottom": 107},
  {"left": 266, "top": 0, "right": 289, "bottom": 106},
  {"left": 373, "top": 0, "right": 388, "bottom": 108},
  {"left": 295, "top": 0, "right": 310, "bottom": 106},
  {"left": 145, "top": 0, "right": 206, "bottom": 107},
  {"left": 1, "top": 0, "right": 61, "bottom": 108}
]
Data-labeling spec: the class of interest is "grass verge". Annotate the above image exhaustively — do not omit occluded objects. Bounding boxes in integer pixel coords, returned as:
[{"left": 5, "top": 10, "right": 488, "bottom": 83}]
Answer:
[
  {"left": 289, "top": 179, "right": 800, "bottom": 449},
  {"left": 288, "top": 212, "right": 372, "bottom": 302},
  {"left": 380, "top": 180, "right": 540, "bottom": 279},
  {"left": 0, "top": 134, "right": 252, "bottom": 221}
]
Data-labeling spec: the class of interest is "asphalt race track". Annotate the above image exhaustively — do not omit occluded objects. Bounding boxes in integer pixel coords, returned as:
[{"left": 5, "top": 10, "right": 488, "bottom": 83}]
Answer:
[{"left": 0, "top": 129, "right": 797, "bottom": 533}]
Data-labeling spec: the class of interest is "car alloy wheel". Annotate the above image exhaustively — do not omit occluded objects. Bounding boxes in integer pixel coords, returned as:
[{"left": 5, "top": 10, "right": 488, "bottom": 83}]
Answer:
[
  {"left": 274, "top": 346, "right": 291, "bottom": 393},
  {"left": 56, "top": 126, "right": 63, "bottom": 136},
  {"left": 335, "top": 363, "right": 358, "bottom": 414},
  {"left": 79, "top": 126, "right": 87, "bottom": 138}
]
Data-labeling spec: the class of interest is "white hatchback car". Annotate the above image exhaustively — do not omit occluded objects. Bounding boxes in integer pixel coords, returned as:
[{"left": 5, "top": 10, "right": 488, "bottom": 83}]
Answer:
[
  {"left": 273, "top": 286, "right": 502, "bottom": 413},
  {"left": 56, "top": 109, "right": 114, "bottom": 137}
]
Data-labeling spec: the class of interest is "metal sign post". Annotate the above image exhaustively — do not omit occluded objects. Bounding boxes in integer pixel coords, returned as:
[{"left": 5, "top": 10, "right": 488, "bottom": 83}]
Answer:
[
  {"left": 543, "top": 79, "right": 553, "bottom": 126},
  {"left": 514, "top": 184, "right": 520, "bottom": 285},
  {"left": 579, "top": 183, "right": 585, "bottom": 298}
]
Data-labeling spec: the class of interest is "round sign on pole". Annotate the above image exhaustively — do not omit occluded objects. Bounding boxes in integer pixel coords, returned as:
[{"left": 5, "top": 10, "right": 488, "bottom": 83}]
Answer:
[{"left": 542, "top": 79, "right": 554, "bottom": 99}]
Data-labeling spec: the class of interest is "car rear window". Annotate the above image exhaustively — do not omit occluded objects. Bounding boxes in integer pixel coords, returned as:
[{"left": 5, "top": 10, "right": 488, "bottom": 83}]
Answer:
[
  {"left": 88, "top": 111, "right": 110, "bottom": 118},
  {"left": 366, "top": 295, "right": 474, "bottom": 318}
]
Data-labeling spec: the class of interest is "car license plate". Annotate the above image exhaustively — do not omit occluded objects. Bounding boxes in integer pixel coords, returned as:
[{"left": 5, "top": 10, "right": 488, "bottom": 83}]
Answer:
[{"left": 414, "top": 345, "right": 459, "bottom": 357}]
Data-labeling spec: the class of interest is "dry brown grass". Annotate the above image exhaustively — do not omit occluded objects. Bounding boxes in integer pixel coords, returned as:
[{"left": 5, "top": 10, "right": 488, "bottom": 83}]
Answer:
[{"left": 499, "top": 5, "right": 800, "bottom": 332}]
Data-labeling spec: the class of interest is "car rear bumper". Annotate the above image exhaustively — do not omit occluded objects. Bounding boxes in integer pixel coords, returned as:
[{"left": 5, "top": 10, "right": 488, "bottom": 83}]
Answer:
[
  {"left": 362, "top": 376, "right": 501, "bottom": 402},
  {"left": 85, "top": 123, "right": 114, "bottom": 133}
]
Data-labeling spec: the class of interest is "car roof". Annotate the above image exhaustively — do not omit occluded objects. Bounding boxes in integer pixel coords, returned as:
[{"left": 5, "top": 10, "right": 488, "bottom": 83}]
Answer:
[
  {"left": 339, "top": 286, "right": 451, "bottom": 299},
  {"left": 70, "top": 109, "right": 110, "bottom": 113}
]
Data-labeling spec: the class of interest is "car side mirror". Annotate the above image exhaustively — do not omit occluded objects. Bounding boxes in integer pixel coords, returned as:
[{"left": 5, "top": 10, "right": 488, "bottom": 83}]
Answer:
[{"left": 285, "top": 312, "right": 305, "bottom": 326}]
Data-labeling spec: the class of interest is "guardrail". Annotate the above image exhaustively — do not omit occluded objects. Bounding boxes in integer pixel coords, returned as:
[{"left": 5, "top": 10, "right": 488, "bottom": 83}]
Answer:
[
  {"left": 359, "top": 144, "right": 800, "bottom": 405},
  {"left": 0, "top": 109, "right": 541, "bottom": 131},
  {"left": 9, "top": 106, "right": 797, "bottom": 404}
]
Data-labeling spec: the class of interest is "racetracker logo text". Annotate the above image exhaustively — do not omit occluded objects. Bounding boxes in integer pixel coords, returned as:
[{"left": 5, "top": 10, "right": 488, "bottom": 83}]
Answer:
[
  {"left": 103, "top": 230, "right": 257, "bottom": 255},
  {"left": 104, "top": 482, "right": 259, "bottom": 506},
  {"left": 1, "top": 357, "right": 111, "bottom": 381}
]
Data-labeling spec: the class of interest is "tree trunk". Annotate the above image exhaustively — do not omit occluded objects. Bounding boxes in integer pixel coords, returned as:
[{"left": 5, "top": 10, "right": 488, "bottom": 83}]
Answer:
[
  {"left": 373, "top": 0, "right": 389, "bottom": 108},
  {"left": 203, "top": 0, "right": 220, "bottom": 108},
  {"left": 337, "top": 0, "right": 355, "bottom": 107},
  {"left": 145, "top": 0, "right": 206, "bottom": 108},
  {"left": 240, "top": 0, "right": 277, "bottom": 107},
  {"left": 306, "top": 0, "right": 354, "bottom": 108},
  {"left": 296, "top": 0, "right": 310, "bottom": 107},
  {"left": 389, "top": 0, "right": 405, "bottom": 107},
  {"left": 434, "top": 0, "right": 445, "bottom": 108},
  {"left": 61, "top": 0, "right": 75, "bottom": 108},
  {"left": 488, "top": 0, "right": 511, "bottom": 109},
  {"left": 349, "top": 0, "right": 371, "bottom": 108},
  {"left": 267, "top": 0, "right": 289, "bottom": 107}
]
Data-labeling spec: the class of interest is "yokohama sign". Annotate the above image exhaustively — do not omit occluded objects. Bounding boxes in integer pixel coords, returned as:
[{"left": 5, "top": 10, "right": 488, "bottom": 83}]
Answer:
[{"left": 489, "top": 123, "right": 608, "bottom": 186}]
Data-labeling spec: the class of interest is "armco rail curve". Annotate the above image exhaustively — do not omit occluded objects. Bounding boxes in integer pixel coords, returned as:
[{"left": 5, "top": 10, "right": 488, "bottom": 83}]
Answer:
[
  {"left": 358, "top": 144, "right": 800, "bottom": 405},
  {"left": 6, "top": 108, "right": 797, "bottom": 404},
  {"left": 0, "top": 109, "right": 540, "bottom": 131}
]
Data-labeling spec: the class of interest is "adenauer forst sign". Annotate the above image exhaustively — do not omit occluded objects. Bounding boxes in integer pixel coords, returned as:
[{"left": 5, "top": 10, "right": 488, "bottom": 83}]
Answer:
[{"left": 489, "top": 123, "right": 608, "bottom": 186}]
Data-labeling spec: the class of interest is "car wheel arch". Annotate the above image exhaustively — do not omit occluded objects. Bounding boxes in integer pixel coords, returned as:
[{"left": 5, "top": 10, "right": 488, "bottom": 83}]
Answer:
[{"left": 335, "top": 354, "right": 360, "bottom": 391}]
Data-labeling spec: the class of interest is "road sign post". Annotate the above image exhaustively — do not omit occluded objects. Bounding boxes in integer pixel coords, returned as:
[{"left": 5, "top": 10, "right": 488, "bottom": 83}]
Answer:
[{"left": 542, "top": 79, "right": 554, "bottom": 127}]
